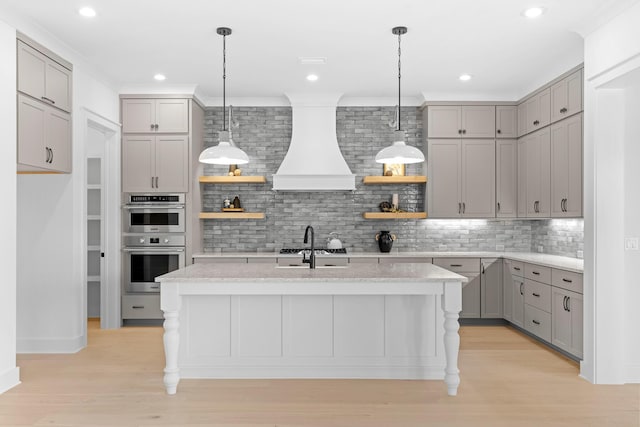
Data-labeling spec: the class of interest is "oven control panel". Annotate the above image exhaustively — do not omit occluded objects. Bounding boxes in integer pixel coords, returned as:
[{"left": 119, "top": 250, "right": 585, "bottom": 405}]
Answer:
[{"left": 124, "top": 234, "right": 185, "bottom": 247}]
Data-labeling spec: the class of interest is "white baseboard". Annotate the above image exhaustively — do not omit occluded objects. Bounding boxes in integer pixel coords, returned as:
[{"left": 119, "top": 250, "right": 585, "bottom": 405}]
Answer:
[
  {"left": 627, "top": 364, "right": 640, "bottom": 383},
  {"left": 17, "top": 334, "right": 84, "bottom": 354},
  {"left": 0, "top": 367, "right": 20, "bottom": 394}
]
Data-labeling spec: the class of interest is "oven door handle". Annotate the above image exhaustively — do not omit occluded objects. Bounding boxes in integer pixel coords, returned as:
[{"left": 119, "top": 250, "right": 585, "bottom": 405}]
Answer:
[
  {"left": 122, "top": 205, "right": 185, "bottom": 210},
  {"left": 123, "top": 247, "right": 185, "bottom": 252}
]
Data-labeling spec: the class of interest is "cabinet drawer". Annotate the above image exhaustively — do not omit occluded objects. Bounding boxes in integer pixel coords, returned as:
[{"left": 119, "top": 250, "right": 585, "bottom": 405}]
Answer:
[
  {"left": 524, "top": 304, "right": 551, "bottom": 342},
  {"left": 552, "top": 269, "right": 583, "bottom": 293},
  {"left": 379, "top": 257, "right": 432, "bottom": 264},
  {"left": 122, "top": 295, "right": 162, "bottom": 319},
  {"left": 524, "top": 263, "right": 551, "bottom": 283},
  {"left": 433, "top": 257, "right": 480, "bottom": 273},
  {"left": 506, "top": 260, "right": 524, "bottom": 277},
  {"left": 524, "top": 279, "right": 552, "bottom": 312}
]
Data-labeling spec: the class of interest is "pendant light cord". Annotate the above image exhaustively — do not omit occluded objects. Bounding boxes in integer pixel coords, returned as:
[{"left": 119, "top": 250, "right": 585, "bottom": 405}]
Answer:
[
  {"left": 397, "top": 30, "right": 401, "bottom": 131},
  {"left": 222, "top": 32, "right": 227, "bottom": 132}
]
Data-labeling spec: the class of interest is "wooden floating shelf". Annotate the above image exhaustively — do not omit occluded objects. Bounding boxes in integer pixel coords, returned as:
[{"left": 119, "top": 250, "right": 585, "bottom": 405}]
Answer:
[
  {"left": 200, "top": 212, "right": 265, "bottom": 220},
  {"left": 362, "top": 212, "right": 427, "bottom": 220},
  {"left": 199, "top": 176, "right": 266, "bottom": 184},
  {"left": 362, "top": 176, "right": 427, "bottom": 184}
]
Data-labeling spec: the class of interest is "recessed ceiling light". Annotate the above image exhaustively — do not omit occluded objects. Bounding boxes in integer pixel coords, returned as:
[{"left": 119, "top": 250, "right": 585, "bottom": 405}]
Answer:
[
  {"left": 523, "top": 7, "right": 545, "bottom": 18},
  {"left": 154, "top": 74, "right": 166, "bottom": 81},
  {"left": 78, "top": 7, "right": 96, "bottom": 18},
  {"left": 306, "top": 74, "right": 319, "bottom": 82},
  {"left": 459, "top": 74, "right": 472, "bottom": 82}
]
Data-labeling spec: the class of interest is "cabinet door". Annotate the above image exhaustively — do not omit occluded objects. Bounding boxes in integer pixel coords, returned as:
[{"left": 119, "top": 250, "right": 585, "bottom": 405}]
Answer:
[
  {"left": 461, "top": 140, "right": 495, "bottom": 217},
  {"left": 550, "top": 114, "right": 582, "bottom": 217},
  {"left": 496, "top": 106, "right": 518, "bottom": 138},
  {"left": 481, "top": 258, "right": 502, "bottom": 318},
  {"left": 551, "top": 287, "right": 583, "bottom": 358},
  {"left": 502, "top": 261, "right": 513, "bottom": 321},
  {"left": 46, "top": 108, "right": 72, "bottom": 173},
  {"left": 122, "top": 135, "right": 154, "bottom": 192},
  {"left": 517, "top": 102, "right": 527, "bottom": 137},
  {"left": 461, "top": 273, "right": 481, "bottom": 318},
  {"left": 525, "top": 128, "right": 550, "bottom": 217},
  {"left": 45, "top": 60, "right": 72, "bottom": 113},
  {"left": 496, "top": 139, "right": 517, "bottom": 218},
  {"left": 122, "top": 99, "right": 156, "bottom": 133},
  {"left": 17, "top": 40, "right": 46, "bottom": 101},
  {"left": 17, "top": 94, "right": 47, "bottom": 170},
  {"left": 155, "top": 136, "right": 189, "bottom": 192},
  {"left": 525, "top": 89, "right": 551, "bottom": 133},
  {"left": 156, "top": 99, "right": 189, "bottom": 133},
  {"left": 461, "top": 106, "right": 495, "bottom": 138},
  {"left": 517, "top": 137, "right": 527, "bottom": 217},
  {"left": 427, "top": 106, "right": 461, "bottom": 138},
  {"left": 551, "top": 69, "right": 583, "bottom": 123},
  {"left": 512, "top": 277, "right": 525, "bottom": 328},
  {"left": 427, "top": 139, "right": 461, "bottom": 218}
]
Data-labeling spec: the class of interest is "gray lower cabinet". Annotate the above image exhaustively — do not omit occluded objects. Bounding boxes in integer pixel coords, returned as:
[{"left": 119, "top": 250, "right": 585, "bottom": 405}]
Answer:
[
  {"left": 480, "top": 258, "right": 502, "bottom": 318},
  {"left": 512, "top": 275, "right": 525, "bottom": 328},
  {"left": 122, "top": 295, "right": 163, "bottom": 320},
  {"left": 433, "top": 258, "right": 481, "bottom": 318}
]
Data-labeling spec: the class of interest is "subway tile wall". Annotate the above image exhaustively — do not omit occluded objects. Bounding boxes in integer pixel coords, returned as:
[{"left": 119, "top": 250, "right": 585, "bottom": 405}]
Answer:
[{"left": 201, "top": 106, "right": 583, "bottom": 257}]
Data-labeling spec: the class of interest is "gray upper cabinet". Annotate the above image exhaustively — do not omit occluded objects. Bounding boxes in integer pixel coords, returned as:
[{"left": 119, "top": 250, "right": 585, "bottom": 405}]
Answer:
[
  {"left": 496, "top": 139, "right": 517, "bottom": 218},
  {"left": 550, "top": 113, "right": 583, "bottom": 217},
  {"left": 519, "top": 127, "right": 551, "bottom": 218},
  {"left": 427, "top": 105, "right": 496, "bottom": 138},
  {"left": 17, "top": 40, "right": 72, "bottom": 113},
  {"left": 519, "top": 88, "right": 551, "bottom": 137},
  {"left": 495, "top": 106, "right": 518, "bottom": 138},
  {"left": 122, "top": 135, "right": 188, "bottom": 193},
  {"left": 550, "top": 69, "right": 583, "bottom": 123},
  {"left": 122, "top": 98, "right": 189, "bottom": 133},
  {"left": 427, "top": 139, "right": 495, "bottom": 218}
]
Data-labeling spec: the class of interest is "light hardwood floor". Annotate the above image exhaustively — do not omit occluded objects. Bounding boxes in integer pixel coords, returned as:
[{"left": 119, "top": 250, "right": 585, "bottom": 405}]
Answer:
[{"left": 1, "top": 321, "right": 638, "bottom": 426}]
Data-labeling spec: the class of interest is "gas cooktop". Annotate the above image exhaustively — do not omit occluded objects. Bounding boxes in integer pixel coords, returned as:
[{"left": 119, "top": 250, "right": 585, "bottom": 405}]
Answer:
[{"left": 279, "top": 248, "right": 347, "bottom": 255}]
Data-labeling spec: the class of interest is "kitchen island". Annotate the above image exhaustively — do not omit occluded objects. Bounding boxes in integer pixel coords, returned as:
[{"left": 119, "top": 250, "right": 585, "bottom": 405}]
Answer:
[{"left": 157, "top": 262, "right": 466, "bottom": 396}]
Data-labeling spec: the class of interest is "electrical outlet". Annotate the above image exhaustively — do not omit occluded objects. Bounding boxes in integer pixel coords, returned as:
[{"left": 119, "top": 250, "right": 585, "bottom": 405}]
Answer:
[
  {"left": 625, "top": 237, "right": 639, "bottom": 251},
  {"left": 496, "top": 245, "right": 505, "bottom": 251},
  {"left": 577, "top": 250, "right": 583, "bottom": 259},
  {"left": 538, "top": 245, "right": 544, "bottom": 253}
]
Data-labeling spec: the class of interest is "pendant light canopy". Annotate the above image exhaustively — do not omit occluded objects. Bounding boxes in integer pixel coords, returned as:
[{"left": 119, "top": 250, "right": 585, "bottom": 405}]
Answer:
[
  {"left": 199, "top": 27, "right": 249, "bottom": 165},
  {"left": 375, "top": 26, "right": 424, "bottom": 165}
]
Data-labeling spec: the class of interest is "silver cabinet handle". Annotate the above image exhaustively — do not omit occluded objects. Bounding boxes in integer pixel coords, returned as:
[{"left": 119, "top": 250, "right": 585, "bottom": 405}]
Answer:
[
  {"left": 45, "top": 147, "right": 50, "bottom": 163},
  {"left": 566, "top": 296, "right": 571, "bottom": 312},
  {"left": 50, "top": 148, "right": 53, "bottom": 164},
  {"left": 520, "top": 282, "right": 524, "bottom": 295},
  {"left": 41, "top": 96, "right": 55, "bottom": 105}
]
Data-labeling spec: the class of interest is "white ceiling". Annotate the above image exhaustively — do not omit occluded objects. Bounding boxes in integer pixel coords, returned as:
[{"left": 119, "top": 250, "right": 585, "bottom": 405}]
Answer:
[{"left": 1, "top": 0, "right": 637, "bottom": 104}]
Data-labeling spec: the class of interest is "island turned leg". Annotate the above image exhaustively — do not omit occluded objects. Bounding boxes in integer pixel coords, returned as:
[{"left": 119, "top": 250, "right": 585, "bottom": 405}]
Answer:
[
  {"left": 442, "top": 281, "right": 462, "bottom": 396},
  {"left": 163, "top": 310, "right": 180, "bottom": 395}
]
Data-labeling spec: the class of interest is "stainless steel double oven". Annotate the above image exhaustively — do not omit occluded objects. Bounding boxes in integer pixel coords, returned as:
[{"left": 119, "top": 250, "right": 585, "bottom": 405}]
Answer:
[{"left": 123, "top": 194, "right": 186, "bottom": 293}]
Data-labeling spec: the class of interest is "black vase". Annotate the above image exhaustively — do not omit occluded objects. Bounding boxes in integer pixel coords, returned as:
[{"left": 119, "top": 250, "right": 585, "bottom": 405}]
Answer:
[{"left": 376, "top": 231, "right": 395, "bottom": 253}]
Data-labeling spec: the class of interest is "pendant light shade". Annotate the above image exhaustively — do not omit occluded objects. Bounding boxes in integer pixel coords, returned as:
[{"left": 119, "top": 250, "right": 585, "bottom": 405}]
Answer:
[
  {"left": 199, "top": 27, "right": 249, "bottom": 165},
  {"left": 375, "top": 27, "right": 424, "bottom": 165}
]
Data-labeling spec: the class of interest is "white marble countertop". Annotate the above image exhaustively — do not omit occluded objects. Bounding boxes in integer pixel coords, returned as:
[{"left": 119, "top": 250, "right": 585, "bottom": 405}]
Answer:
[
  {"left": 192, "top": 251, "right": 584, "bottom": 273},
  {"left": 157, "top": 261, "right": 468, "bottom": 283}
]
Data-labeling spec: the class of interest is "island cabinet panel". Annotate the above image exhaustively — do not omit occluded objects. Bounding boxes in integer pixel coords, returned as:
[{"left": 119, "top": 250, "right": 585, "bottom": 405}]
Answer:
[
  {"left": 233, "top": 296, "right": 282, "bottom": 357},
  {"left": 182, "top": 296, "right": 231, "bottom": 357},
  {"left": 334, "top": 296, "right": 385, "bottom": 357},
  {"left": 385, "top": 296, "right": 438, "bottom": 357},
  {"left": 283, "top": 296, "right": 333, "bottom": 357}
]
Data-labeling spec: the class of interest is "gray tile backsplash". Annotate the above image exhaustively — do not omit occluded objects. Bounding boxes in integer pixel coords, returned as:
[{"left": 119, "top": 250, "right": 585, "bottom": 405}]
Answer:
[{"left": 201, "top": 106, "right": 583, "bottom": 257}]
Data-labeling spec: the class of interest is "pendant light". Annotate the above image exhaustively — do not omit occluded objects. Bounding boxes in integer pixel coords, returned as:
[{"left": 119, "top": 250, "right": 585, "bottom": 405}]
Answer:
[
  {"left": 199, "top": 27, "right": 249, "bottom": 165},
  {"left": 375, "top": 26, "right": 425, "bottom": 165}
]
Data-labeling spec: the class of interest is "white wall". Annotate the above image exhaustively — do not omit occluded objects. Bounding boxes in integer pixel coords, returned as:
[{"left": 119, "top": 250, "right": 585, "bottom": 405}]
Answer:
[
  {"left": 0, "top": 18, "right": 20, "bottom": 393},
  {"left": 0, "top": 11, "right": 120, "bottom": 353},
  {"left": 583, "top": 0, "right": 640, "bottom": 383}
]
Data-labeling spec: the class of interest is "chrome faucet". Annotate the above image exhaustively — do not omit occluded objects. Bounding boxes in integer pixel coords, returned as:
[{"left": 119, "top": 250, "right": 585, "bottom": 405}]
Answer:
[{"left": 303, "top": 225, "right": 316, "bottom": 269}]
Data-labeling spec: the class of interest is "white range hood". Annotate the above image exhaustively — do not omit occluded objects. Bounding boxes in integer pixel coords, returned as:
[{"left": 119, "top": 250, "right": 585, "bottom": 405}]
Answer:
[{"left": 272, "top": 93, "right": 356, "bottom": 191}]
